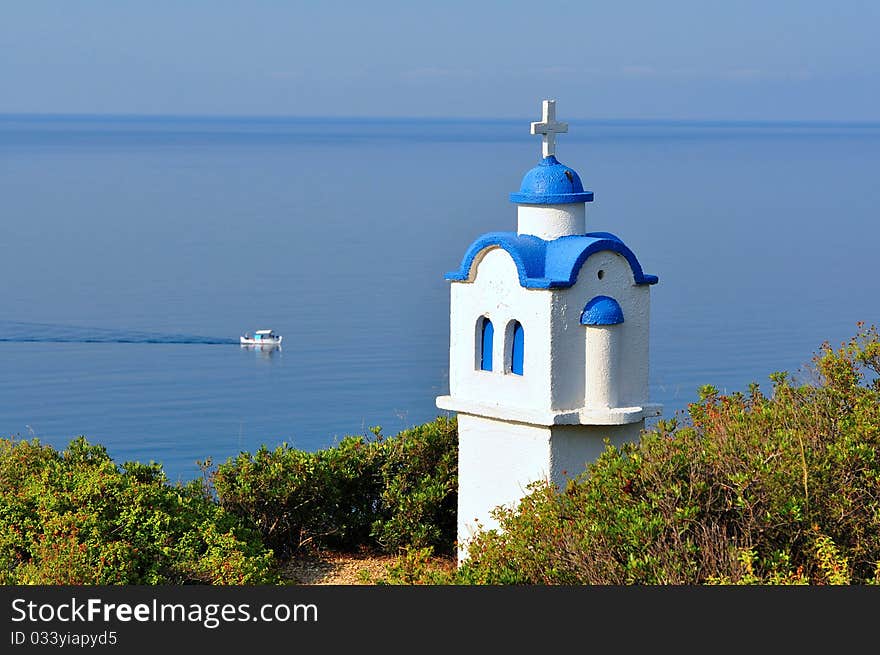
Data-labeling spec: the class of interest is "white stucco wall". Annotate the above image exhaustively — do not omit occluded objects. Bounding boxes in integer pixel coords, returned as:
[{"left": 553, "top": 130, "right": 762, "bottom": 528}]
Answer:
[
  {"left": 551, "top": 250, "right": 651, "bottom": 412},
  {"left": 456, "top": 413, "right": 552, "bottom": 561},
  {"left": 447, "top": 247, "right": 553, "bottom": 412},
  {"left": 517, "top": 203, "right": 586, "bottom": 240},
  {"left": 440, "top": 245, "right": 656, "bottom": 424}
]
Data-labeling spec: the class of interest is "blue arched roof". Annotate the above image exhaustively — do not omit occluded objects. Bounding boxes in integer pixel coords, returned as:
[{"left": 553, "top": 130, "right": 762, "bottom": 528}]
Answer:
[
  {"left": 444, "top": 231, "right": 659, "bottom": 288},
  {"left": 581, "top": 296, "right": 624, "bottom": 325}
]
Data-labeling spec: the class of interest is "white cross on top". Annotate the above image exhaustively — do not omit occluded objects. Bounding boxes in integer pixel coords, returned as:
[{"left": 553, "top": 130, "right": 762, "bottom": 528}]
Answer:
[{"left": 530, "top": 99, "right": 568, "bottom": 158}]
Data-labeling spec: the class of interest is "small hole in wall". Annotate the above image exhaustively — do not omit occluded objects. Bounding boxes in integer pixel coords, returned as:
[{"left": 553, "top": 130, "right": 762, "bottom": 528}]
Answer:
[{"left": 597, "top": 270, "right": 605, "bottom": 280}]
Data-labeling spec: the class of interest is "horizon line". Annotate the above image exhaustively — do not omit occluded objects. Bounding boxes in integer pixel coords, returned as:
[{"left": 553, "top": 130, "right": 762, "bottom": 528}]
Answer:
[{"left": 2, "top": 112, "right": 880, "bottom": 129}]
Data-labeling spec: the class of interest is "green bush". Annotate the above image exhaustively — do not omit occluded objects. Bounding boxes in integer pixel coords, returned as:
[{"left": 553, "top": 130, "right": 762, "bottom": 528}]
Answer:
[
  {"left": 212, "top": 435, "right": 384, "bottom": 556},
  {"left": 213, "top": 416, "right": 457, "bottom": 557},
  {"left": 371, "top": 416, "right": 458, "bottom": 554},
  {"left": 0, "top": 415, "right": 459, "bottom": 584},
  {"left": 0, "top": 437, "right": 277, "bottom": 585},
  {"left": 455, "top": 324, "right": 880, "bottom": 585}
]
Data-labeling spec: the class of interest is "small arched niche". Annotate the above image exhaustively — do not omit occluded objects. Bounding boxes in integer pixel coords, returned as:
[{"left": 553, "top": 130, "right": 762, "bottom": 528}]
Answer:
[
  {"left": 475, "top": 316, "right": 494, "bottom": 371},
  {"left": 504, "top": 320, "right": 525, "bottom": 376}
]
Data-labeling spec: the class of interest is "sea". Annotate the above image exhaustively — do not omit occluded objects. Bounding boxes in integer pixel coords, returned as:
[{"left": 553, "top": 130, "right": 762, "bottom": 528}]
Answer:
[{"left": 1, "top": 114, "right": 878, "bottom": 483}]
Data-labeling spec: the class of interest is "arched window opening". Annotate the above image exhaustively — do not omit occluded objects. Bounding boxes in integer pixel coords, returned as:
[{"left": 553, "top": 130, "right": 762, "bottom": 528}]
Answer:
[
  {"left": 479, "top": 317, "right": 494, "bottom": 371},
  {"left": 511, "top": 321, "right": 524, "bottom": 376}
]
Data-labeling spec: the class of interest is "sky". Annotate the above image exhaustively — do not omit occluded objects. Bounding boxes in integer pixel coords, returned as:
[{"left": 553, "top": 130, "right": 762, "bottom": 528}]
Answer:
[{"left": 1, "top": 0, "right": 879, "bottom": 121}]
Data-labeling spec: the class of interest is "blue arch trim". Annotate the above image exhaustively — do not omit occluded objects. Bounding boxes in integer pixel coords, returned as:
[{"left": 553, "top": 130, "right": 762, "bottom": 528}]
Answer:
[
  {"left": 445, "top": 231, "right": 658, "bottom": 288},
  {"left": 511, "top": 321, "right": 524, "bottom": 376},
  {"left": 581, "top": 296, "right": 624, "bottom": 325},
  {"left": 480, "top": 318, "right": 493, "bottom": 371}
]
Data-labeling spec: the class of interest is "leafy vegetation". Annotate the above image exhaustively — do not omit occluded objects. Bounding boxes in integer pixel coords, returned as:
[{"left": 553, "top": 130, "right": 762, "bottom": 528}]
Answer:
[
  {"left": 210, "top": 434, "right": 385, "bottom": 557},
  {"left": 211, "top": 415, "right": 458, "bottom": 557},
  {"left": 0, "top": 437, "right": 276, "bottom": 584},
  {"left": 371, "top": 417, "right": 458, "bottom": 553}
]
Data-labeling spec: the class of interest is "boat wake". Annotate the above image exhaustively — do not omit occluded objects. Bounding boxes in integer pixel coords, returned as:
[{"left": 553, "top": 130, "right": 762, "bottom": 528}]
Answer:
[{"left": 0, "top": 321, "right": 237, "bottom": 345}]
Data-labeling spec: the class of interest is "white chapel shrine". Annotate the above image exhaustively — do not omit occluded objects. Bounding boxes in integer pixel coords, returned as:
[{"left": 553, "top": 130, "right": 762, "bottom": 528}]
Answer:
[{"left": 436, "top": 100, "right": 662, "bottom": 560}]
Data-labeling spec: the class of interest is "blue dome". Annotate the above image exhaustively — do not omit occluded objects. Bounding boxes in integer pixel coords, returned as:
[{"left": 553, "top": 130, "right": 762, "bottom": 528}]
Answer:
[
  {"left": 580, "top": 295, "right": 624, "bottom": 325},
  {"left": 509, "top": 155, "right": 594, "bottom": 205}
]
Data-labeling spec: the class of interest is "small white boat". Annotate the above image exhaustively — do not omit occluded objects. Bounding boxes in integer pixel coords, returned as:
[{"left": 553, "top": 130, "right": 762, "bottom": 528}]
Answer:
[{"left": 240, "top": 329, "right": 283, "bottom": 346}]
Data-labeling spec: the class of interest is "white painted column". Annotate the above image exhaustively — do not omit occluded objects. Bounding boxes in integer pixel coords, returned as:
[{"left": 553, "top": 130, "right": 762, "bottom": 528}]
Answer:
[
  {"left": 584, "top": 325, "right": 620, "bottom": 409},
  {"left": 517, "top": 203, "right": 586, "bottom": 240}
]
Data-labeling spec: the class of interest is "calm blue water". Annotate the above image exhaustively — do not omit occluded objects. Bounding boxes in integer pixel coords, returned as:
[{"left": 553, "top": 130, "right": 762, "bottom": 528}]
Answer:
[{"left": 2, "top": 115, "right": 878, "bottom": 483}]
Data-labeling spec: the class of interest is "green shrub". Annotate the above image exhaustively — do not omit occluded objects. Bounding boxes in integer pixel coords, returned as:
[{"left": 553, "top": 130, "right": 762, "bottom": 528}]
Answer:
[
  {"left": 371, "top": 416, "right": 458, "bottom": 554},
  {"left": 213, "top": 416, "right": 458, "bottom": 557},
  {"left": 0, "top": 437, "right": 277, "bottom": 585},
  {"left": 455, "top": 324, "right": 880, "bottom": 585},
  {"left": 212, "top": 435, "right": 384, "bottom": 557}
]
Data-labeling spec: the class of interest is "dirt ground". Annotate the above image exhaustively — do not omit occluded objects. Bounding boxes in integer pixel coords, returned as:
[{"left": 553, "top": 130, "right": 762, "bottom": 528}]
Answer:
[
  {"left": 281, "top": 548, "right": 397, "bottom": 585},
  {"left": 280, "top": 547, "right": 456, "bottom": 585}
]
